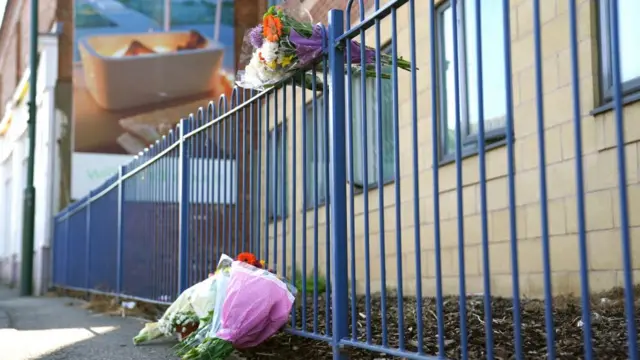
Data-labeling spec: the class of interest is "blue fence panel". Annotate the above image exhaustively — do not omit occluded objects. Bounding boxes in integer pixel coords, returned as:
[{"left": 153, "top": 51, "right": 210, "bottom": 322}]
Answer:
[
  {"left": 65, "top": 199, "right": 89, "bottom": 289},
  {"left": 50, "top": 0, "right": 640, "bottom": 359},
  {"left": 87, "top": 177, "right": 119, "bottom": 292},
  {"left": 52, "top": 212, "right": 68, "bottom": 286}
]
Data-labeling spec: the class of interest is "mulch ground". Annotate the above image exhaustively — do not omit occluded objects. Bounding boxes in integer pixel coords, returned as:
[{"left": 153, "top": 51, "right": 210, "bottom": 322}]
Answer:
[
  {"left": 237, "top": 286, "right": 640, "bottom": 360},
  {"left": 59, "top": 286, "right": 640, "bottom": 359}
]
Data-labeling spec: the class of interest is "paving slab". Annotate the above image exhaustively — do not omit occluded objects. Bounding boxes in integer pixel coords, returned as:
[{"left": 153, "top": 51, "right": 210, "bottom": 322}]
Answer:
[{"left": 0, "top": 286, "right": 176, "bottom": 360}]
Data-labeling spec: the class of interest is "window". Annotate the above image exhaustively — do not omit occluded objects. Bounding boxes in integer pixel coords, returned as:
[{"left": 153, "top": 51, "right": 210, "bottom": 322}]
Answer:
[
  {"left": 304, "top": 46, "right": 395, "bottom": 207},
  {"left": 437, "top": 0, "right": 507, "bottom": 160},
  {"left": 267, "top": 124, "right": 287, "bottom": 219},
  {"left": 598, "top": 0, "right": 640, "bottom": 100},
  {"left": 304, "top": 95, "right": 329, "bottom": 206}
]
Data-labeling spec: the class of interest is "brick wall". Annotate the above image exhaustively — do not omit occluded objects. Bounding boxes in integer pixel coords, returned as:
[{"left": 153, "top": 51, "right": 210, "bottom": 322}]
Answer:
[
  {"left": 309, "top": 0, "right": 374, "bottom": 25},
  {"left": 0, "top": 0, "right": 72, "bottom": 115},
  {"left": 258, "top": 0, "right": 640, "bottom": 299},
  {"left": 235, "top": 0, "right": 269, "bottom": 70}
]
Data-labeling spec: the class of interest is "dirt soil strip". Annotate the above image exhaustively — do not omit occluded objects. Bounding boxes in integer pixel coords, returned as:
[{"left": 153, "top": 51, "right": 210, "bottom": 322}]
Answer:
[{"left": 59, "top": 286, "right": 640, "bottom": 359}]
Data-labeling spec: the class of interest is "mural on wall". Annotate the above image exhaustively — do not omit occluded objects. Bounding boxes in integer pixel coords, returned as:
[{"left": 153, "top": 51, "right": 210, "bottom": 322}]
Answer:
[{"left": 72, "top": 0, "right": 235, "bottom": 198}]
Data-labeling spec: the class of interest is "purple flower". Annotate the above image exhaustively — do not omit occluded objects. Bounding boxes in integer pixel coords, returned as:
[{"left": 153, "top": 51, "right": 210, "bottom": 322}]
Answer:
[{"left": 249, "top": 25, "right": 264, "bottom": 49}]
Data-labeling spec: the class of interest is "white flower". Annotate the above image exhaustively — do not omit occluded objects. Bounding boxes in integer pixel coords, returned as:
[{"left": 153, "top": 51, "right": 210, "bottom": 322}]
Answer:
[{"left": 260, "top": 40, "right": 279, "bottom": 63}]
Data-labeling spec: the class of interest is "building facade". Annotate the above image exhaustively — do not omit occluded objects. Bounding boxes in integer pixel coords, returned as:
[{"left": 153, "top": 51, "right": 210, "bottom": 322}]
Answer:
[
  {"left": 259, "top": 0, "right": 640, "bottom": 298},
  {"left": 0, "top": 0, "right": 71, "bottom": 293}
]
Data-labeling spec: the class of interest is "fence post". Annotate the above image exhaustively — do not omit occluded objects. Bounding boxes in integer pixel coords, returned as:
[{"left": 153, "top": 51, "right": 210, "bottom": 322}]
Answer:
[
  {"left": 327, "top": 9, "right": 349, "bottom": 360},
  {"left": 178, "top": 118, "right": 192, "bottom": 293},
  {"left": 64, "top": 211, "right": 70, "bottom": 287},
  {"left": 116, "top": 165, "right": 125, "bottom": 297},
  {"left": 85, "top": 194, "right": 92, "bottom": 292}
]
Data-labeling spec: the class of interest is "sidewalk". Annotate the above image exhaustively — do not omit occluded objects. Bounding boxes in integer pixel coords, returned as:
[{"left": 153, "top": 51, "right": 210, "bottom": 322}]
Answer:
[{"left": 0, "top": 286, "right": 176, "bottom": 360}]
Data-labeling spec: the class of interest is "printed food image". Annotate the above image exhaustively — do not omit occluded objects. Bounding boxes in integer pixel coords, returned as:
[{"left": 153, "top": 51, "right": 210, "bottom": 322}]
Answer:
[
  {"left": 177, "top": 30, "right": 208, "bottom": 52},
  {"left": 72, "top": 0, "right": 236, "bottom": 155},
  {"left": 123, "top": 40, "right": 156, "bottom": 56},
  {"left": 118, "top": 30, "right": 209, "bottom": 57}
]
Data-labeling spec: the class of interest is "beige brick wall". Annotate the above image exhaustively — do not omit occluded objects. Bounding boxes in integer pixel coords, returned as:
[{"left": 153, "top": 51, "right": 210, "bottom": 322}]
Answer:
[{"left": 252, "top": 0, "right": 640, "bottom": 299}]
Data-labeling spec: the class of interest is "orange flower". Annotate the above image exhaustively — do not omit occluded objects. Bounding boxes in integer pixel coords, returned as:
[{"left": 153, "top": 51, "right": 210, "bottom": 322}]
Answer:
[
  {"left": 262, "top": 14, "right": 283, "bottom": 42},
  {"left": 237, "top": 252, "right": 257, "bottom": 265}
]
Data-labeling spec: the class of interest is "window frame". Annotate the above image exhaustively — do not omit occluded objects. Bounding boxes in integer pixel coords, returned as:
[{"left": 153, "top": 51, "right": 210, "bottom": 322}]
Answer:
[
  {"left": 267, "top": 122, "right": 287, "bottom": 220},
  {"left": 350, "top": 44, "right": 396, "bottom": 190},
  {"left": 597, "top": 0, "right": 640, "bottom": 103},
  {"left": 436, "top": 0, "right": 507, "bottom": 164}
]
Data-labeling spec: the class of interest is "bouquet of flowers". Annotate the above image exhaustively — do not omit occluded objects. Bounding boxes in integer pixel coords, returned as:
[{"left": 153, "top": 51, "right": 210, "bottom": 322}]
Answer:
[
  {"left": 235, "top": 0, "right": 412, "bottom": 91},
  {"left": 178, "top": 260, "right": 297, "bottom": 360},
  {"left": 133, "top": 255, "right": 234, "bottom": 345}
]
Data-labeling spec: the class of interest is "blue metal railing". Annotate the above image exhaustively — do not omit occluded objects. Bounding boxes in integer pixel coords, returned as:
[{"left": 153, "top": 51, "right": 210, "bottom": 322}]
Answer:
[{"left": 52, "top": 0, "right": 639, "bottom": 359}]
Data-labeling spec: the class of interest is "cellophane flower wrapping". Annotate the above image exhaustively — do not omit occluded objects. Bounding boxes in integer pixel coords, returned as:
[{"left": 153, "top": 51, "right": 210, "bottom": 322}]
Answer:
[
  {"left": 181, "top": 261, "right": 297, "bottom": 359},
  {"left": 133, "top": 254, "right": 234, "bottom": 346},
  {"left": 215, "top": 261, "right": 296, "bottom": 347},
  {"left": 174, "top": 254, "right": 233, "bottom": 356}
]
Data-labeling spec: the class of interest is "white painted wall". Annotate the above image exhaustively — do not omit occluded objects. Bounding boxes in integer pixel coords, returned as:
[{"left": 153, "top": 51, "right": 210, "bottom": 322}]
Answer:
[{"left": 0, "top": 33, "right": 60, "bottom": 294}]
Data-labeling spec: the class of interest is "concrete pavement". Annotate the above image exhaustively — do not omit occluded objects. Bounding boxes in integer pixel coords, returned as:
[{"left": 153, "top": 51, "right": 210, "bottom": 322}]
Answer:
[{"left": 0, "top": 286, "right": 177, "bottom": 360}]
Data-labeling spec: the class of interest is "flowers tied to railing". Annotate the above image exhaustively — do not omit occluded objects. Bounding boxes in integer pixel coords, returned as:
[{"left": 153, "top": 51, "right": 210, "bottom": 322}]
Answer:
[{"left": 235, "top": 0, "right": 413, "bottom": 91}]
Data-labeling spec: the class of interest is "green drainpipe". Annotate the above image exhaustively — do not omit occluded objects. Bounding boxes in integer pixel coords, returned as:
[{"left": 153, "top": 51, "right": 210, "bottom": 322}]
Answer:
[{"left": 20, "top": 0, "right": 39, "bottom": 296}]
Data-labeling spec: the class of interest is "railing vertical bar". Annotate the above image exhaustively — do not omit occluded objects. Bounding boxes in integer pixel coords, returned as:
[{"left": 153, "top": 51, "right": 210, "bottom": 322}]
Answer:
[
  {"left": 206, "top": 104, "right": 213, "bottom": 273},
  {"left": 235, "top": 91, "right": 241, "bottom": 257},
  {"left": 178, "top": 117, "right": 192, "bottom": 293},
  {"left": 216, "top": 103, "right": 223, "bottom": 262},
  {"left": 428, "top": 0, "right": 443, "bottom": 353},
  {"left": 229, "top": 93, "right": 236, "bottom": 257},
  {"left": 188, "top": 123, "right": 196, "bottom": 286},
  {"left": 249, "top": 92, "right": 255, "bottom": 255},
  {"left": 265, "top": 93, "right": 271, "bottom": 266},
  {"left": 189, "top": 129, "right": 195, "bottom": 286},
  {"left": 221, "top": 97, "right": 229, "bottom": 256},
  {"left": 311, "top": 66, "right": 319, "bottom": 335},
  {"left": 242, "top": 89, "right": 248, "bottom": 254},
  {"left": 151, "top": 144, "right": 158, "bottom": 299},
  {"left": 172, "top": 129, "right": 179, "bottom": 299},
  {"left": 199, "top": 108, "right": 206, "bottom": 280},
  {"left": 291, "top": 78, "right": 297, "bottom": 329},
  {"left": 116, "top": 166, "right": 125, "bottom": 296},
  {"left": 301, "top": 74, "right": 308, "bottom": 331},
  {"left": 281, "top": 82, "right": 288, "bottom": 277},
  {"left": 358, "top": 2, "right": 372, "bottom": 344},
  {"left": 532, "top": 1, "right": 556, "bottom": 358},
  {"left": 451, "top": 0, "right": 468, "bottom": 356},
  {"left": 85, "top": 193, "right": 92, "bottom": 291},
  {"left": 391, "top": 5, "right": 405, "bottom": 352},
  {"left": 345, "top": 8, "right": 358, "bottom": 342},
  {"left": 373, "top": 0, "right": 388, "bottom": 347},
  {"left": 501, "top": 0, "right": 524, "bottom": 357},
  {"left": 473, "top": 0, "right": 494, "bottom": 358},
  {"left": 322, "top": 36, "right": 332, "bottom": 336},
  {"left": 257, "top": 94, "right": 263, "bottom": 262},
  {"left": 328, "top": 9, "right": 349, "bottom": 359},
  {"left": 161, "top": 137, "right": 168, "bottom": 299},
  {"left": 166, "top": 133, "right": 173, "bottom": 299},
  {"left": 608, "top": 1, "right": 639, "bottom": 358},
  {"left": 566, "top": 1, "right": 593, "bottom": 357},
  {"left": 273, "top": 89, "right": 279, "bottom": 271}
]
